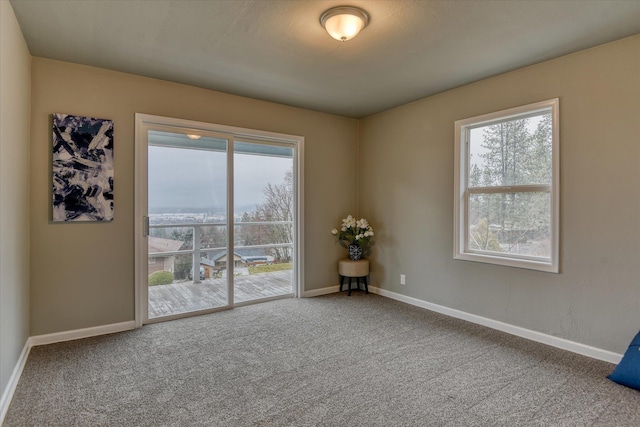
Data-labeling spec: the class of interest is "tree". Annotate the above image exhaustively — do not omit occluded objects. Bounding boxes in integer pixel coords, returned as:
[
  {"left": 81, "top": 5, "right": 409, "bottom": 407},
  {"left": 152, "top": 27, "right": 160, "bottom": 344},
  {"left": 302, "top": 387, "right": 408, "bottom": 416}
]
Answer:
[
  {"left": 170, "top": 227, "right": 192, "bottom": 250},
  {"left": 238, "top": 211, "right": 261, "bottom": 247},
  {"left": 470, "top": 114, "right": 552, "bottom": 255},
  {"left": 480, "top": 119, "right": 531, "bottom": 186},
  {"left": 240, "top": 169, "right": 294, "bottom": 262},
  {"left": 469, "top": 219, "right": 502, "bottom": 252},
  {"left": 199, "top": 224, "right": 227, "bottom": 255}
]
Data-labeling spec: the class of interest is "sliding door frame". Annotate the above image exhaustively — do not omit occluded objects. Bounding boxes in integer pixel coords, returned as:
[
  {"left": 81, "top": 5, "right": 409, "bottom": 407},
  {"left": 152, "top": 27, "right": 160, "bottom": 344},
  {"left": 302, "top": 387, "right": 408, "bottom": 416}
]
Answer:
[{"left": 134, "top": 113, "right": 304, "bottom": 327}]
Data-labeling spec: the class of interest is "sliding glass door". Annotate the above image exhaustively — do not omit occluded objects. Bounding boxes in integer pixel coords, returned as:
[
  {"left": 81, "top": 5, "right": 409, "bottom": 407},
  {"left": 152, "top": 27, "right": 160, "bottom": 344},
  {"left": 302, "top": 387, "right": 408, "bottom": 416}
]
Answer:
[
  {"left": 136, "top": 115, "right": 302, "bottom": 324},
  {"left": 233, "top": 141, "right": 294, "bottom": 304},
  {"left": 146, "top": 131, "right": 230, "bottom": 319}
]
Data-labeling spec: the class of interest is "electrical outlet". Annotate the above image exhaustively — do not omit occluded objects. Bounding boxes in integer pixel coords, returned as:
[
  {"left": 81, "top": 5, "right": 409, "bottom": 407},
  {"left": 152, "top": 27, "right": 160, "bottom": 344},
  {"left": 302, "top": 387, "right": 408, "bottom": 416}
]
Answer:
[{"left": 400, "top": 274, "right": 406, "bottom": 285}]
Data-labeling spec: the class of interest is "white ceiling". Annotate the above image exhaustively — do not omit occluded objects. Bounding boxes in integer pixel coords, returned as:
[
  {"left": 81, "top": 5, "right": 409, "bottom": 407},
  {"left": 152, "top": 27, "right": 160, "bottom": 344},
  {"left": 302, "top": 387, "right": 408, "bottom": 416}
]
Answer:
[{"left": 10, "top": 0, "right": 640, "bottom": 118}]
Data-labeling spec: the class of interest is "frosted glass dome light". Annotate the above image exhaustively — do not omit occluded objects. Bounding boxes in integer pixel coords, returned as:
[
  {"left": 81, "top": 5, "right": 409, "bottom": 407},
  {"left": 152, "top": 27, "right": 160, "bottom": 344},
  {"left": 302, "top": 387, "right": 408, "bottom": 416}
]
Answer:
[{"left": 320, "top": 6, "right": 369, "bottom": 42}]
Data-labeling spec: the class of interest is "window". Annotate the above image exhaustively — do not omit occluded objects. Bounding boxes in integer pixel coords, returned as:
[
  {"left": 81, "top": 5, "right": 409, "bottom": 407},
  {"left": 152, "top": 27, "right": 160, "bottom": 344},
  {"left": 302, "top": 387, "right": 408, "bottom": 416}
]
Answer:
[{"left": 454, "top": 99, "right": 559, "bottom": 272}]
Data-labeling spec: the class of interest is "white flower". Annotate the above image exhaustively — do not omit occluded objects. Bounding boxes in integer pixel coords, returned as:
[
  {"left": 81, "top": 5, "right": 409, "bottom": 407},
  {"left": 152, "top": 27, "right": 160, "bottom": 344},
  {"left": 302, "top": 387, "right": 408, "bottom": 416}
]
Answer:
[
  {"left": 357, "top": 218, "right": 369, "bottom": 229},
  {"left": 342, "top": 215, "right": 356, "bottom": 228},
  {"left": 332, "top": 215, "right": 375, "bottom": 253}
]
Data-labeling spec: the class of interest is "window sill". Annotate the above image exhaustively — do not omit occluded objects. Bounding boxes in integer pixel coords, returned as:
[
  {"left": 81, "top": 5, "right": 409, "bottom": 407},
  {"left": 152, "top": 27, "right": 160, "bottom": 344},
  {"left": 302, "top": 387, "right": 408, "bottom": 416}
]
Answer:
[{"left": 454, "top": 252, "right": 558, "bottom": 273}]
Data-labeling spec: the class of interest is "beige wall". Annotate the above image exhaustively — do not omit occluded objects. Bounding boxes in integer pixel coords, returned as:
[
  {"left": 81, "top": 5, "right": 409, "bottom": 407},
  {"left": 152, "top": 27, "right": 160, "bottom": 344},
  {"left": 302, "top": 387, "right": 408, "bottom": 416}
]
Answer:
[
  {"left": 359, "top": 34, "right": 640, "bottom": 354},
  {"left": 13, "top": 13, "right": 640, "bottom": 356},
  {"left": 0, "top": 0, "right": 31, "bottom": 406},
  {"left": 30, "top": 58, "right": 358, "bottom": 335}
]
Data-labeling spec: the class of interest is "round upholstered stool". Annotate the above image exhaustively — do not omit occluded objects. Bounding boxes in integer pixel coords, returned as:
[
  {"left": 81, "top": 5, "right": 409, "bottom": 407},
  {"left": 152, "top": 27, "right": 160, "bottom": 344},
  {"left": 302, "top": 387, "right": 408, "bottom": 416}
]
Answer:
[{"left": 338, "top": 259, "right": 369, "bottom": 296}]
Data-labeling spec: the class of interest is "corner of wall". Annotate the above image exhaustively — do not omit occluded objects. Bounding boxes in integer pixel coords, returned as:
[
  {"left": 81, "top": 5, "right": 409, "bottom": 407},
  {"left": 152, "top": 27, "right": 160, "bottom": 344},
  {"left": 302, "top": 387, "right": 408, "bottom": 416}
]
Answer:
[
  {"left": 355, "top": 119, "right": 361, "bottom": 217},
  {"left": 0, "top": 0, "right": 33, "bottom": 421}
]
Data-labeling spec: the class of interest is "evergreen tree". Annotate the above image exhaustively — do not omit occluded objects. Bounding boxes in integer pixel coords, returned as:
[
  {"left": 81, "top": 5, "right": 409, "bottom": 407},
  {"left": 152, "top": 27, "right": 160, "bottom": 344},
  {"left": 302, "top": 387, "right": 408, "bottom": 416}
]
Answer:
[{"left": 470, "top": 113, "right": 552, "bottom": 256}]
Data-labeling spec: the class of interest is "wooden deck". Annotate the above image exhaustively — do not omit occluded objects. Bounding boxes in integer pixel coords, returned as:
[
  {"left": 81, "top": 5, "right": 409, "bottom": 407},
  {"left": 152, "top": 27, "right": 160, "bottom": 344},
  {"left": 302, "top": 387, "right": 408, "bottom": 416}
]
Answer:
[{"left": 148, "top": 270, "right": 293, "bottom": 319}]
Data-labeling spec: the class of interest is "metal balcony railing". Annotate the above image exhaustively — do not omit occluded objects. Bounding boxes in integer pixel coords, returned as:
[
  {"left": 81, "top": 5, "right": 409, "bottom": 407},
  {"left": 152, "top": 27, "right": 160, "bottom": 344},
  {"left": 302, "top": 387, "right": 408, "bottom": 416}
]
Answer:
[{"left": 148, "top": 221, "right": 293, "bottom": 283}]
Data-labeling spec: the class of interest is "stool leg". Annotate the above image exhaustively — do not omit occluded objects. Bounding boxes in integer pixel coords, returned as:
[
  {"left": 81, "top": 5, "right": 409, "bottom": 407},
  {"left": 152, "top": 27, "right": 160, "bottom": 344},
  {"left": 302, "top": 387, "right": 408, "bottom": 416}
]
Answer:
[
  {"left": 348, "top": 277, "right": 353, "bottom": 296},
  {"left": 339, "top": 275, "right": 344, "bottom": 292},
  {"left": 364, "top": 275, "right": 368, "bottom": 294}
]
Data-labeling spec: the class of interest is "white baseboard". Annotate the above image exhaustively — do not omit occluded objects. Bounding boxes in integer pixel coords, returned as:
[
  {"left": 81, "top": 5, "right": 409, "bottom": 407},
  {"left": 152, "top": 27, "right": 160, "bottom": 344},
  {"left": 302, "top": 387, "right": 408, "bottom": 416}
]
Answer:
[
  {"left": 28, "top": 321, "right": 137, "bottom": 347},
  {"left": 369, "top": 286, "right": 623, "bottom": 365},
  {"left": 302, "top": 285, "right": 340, "bottom": 298},
  {"left": 0, "top": 341, "right": 31, "bottom": 426},
  {"left": 1, "top": 321, "right": 137, "bottom": 425},
  {"left": 1, "top": 292, "right": 623, "bottom": 424}
]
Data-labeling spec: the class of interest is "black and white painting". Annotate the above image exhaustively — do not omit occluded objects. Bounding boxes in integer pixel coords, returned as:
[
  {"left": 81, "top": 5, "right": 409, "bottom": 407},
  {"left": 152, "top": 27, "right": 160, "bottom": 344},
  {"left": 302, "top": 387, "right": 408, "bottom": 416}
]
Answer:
[{"left": 52, "top": 113, "right": 114, "bottom": 222}]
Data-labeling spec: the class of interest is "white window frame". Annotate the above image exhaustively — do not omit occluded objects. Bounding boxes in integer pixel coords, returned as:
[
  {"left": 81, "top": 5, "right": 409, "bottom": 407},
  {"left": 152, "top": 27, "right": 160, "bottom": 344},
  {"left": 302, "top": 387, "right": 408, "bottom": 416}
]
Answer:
[{"left": 454, "top": 99, "right": 560, "bottom": 273}]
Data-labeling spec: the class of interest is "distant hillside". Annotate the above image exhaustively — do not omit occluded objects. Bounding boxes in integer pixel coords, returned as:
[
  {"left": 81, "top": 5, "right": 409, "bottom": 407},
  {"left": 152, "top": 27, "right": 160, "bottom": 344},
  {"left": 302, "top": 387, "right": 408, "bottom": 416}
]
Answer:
[{"left": 150, "top": 204, "right": 257, "bottom": 215}]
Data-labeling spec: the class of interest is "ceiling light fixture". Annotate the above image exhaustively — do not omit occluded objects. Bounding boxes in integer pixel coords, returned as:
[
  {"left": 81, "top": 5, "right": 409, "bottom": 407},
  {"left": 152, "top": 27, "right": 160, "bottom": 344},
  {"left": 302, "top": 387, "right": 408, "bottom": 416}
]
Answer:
[
  {"left": 187, "top": 134, "right": 201, "bottom": 140},
  {"left": 320, "top": 6, "right": 369, "bottom": 42}
]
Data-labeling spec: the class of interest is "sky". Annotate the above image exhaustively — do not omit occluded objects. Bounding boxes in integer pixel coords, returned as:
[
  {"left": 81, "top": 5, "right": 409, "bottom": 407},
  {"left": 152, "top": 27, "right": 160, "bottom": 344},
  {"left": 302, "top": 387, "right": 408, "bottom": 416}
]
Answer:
[{"left": 148, "top": 145, "right": 292, "bottom": 212}]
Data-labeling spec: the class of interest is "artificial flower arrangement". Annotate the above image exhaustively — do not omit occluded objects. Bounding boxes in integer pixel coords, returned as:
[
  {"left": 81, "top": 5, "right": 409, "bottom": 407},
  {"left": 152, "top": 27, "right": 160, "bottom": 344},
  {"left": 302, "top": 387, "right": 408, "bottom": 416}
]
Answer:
[{"left": 331, "top": 215, "right": 375, "bottom": 260}]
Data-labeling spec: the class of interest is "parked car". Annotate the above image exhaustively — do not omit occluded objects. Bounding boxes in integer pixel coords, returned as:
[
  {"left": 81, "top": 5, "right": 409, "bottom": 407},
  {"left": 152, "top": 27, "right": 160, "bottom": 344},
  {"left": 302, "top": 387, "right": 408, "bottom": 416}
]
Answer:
[{"left": 188, "top": 266, "right": 205, "bottom": 280}]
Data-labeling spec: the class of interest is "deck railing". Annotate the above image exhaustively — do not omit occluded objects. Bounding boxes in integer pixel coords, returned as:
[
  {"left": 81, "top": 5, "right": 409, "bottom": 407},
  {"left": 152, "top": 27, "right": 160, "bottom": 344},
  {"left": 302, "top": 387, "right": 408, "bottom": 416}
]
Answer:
[{"left": 148, "top": 221, "right": 293, "bottom": 283}]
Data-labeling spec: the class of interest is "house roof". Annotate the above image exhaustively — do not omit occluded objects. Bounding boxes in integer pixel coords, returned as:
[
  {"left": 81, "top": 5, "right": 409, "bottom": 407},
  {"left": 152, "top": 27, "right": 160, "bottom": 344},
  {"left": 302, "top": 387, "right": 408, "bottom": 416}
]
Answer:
[
  {"left": 211, "top": 252, "right": 243, "bottom": 262},
  {"left": 204, "top": 248, "right": 271, "bottom": 262},
  {"left": 9, "top": 1, "right": 640, "bottom": 118},
  {"left": 199, "top": 258, "right": 216, "bottom": 268},
  {"left": 148, "top": 236, "right": 183, "bottom": 254}
]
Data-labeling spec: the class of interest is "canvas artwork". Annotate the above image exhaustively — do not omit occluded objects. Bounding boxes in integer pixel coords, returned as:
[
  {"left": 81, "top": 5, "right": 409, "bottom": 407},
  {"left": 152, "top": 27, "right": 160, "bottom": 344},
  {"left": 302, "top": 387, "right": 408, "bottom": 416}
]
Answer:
[{"left": 52, "top": 113, "right": 114, "bottom": 222}]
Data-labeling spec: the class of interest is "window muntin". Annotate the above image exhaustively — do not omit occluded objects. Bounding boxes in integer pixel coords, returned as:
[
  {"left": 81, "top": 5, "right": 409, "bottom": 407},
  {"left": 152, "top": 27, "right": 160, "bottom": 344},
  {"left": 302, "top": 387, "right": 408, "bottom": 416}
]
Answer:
[{"left": 455, "top": 99, "right": 559, "bottom": 272}]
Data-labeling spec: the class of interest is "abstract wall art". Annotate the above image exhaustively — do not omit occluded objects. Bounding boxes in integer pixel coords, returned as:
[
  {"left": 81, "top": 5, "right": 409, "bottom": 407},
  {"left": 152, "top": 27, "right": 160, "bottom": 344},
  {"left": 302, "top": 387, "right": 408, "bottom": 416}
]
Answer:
[{"left": 52, "top": 113, "right": 114, "bottom": 222}]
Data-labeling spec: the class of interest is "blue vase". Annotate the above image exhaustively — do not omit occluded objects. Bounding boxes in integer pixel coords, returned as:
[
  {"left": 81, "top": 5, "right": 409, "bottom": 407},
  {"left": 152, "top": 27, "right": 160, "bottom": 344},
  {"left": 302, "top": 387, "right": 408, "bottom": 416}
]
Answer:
[{"left": 348, "top": 244, "right": 363, "bottom": 261}]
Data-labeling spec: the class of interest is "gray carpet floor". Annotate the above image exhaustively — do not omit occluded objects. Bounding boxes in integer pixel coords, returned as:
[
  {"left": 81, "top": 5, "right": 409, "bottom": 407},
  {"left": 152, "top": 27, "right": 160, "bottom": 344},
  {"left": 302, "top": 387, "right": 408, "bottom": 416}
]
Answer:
[{"left": 4, "top": 293, "right": 640, "bottom": 426}]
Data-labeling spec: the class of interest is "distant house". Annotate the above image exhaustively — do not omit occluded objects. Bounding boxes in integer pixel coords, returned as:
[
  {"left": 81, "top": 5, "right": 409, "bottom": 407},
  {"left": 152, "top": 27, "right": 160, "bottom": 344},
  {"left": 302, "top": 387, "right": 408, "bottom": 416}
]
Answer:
[
  {"left": 210, "top": 251, "right": 243, "bottom": 269},
  {"left": 198, "top": 258, "right": 218, "bottom": 278},
  {"left": 148, "top": 236, "right": 183, "bottom": 275}
]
